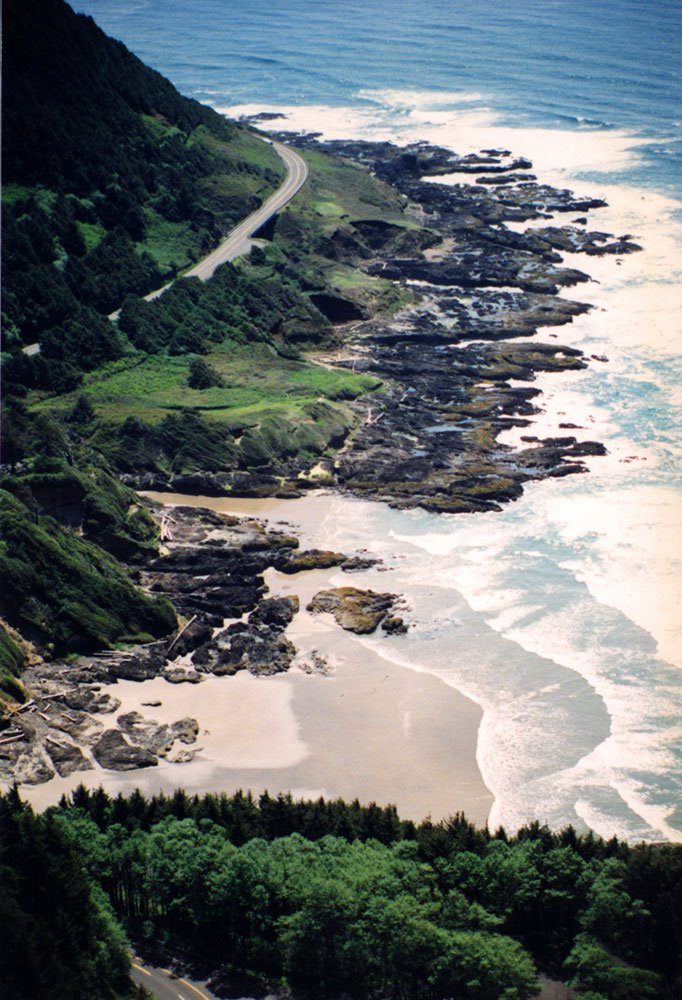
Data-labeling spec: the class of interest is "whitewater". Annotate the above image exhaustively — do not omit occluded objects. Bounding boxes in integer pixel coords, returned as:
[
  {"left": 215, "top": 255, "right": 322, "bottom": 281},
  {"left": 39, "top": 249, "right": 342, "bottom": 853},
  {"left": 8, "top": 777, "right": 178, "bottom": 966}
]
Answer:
[{"left": 72, "top": 0, "right": 682, "bottom": 841}]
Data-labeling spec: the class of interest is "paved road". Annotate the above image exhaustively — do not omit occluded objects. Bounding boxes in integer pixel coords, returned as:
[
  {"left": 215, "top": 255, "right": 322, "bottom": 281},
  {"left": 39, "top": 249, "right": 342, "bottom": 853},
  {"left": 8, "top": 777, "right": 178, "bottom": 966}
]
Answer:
[
  {"left": 131, "top": 960, "right": 219, "bottom": 1000},
  {"left": 141, "top": 138, "right": 307, "bottom": 303},
  {"left": 21, "top": 136, "right": 308, "bottom": 349},
  {"left": 184, "top": 140, "right": 307, "bottom": 281}
]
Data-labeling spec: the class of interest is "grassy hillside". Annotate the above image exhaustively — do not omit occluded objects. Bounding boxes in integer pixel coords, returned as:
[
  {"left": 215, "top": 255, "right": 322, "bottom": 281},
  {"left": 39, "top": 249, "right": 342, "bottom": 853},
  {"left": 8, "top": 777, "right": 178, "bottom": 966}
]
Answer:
[
  {"left": 0, "top": 490, "right": 175, "bottom": 656},
  {"left": 0, "top": 624, "right": 28, "bottom": 706}
]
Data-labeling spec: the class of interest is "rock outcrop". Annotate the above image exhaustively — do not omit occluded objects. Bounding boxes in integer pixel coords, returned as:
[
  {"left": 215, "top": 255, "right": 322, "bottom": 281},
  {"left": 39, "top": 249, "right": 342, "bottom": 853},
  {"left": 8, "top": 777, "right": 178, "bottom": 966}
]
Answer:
[
  {"left": 91, "top": 730, "right": 158, "bottom": 771},
  {"left": 192, "top": 622, "right": 297, "bottom": 676},
  {"left": 307, "top": 588, "right": 402, "bottom": 634}
]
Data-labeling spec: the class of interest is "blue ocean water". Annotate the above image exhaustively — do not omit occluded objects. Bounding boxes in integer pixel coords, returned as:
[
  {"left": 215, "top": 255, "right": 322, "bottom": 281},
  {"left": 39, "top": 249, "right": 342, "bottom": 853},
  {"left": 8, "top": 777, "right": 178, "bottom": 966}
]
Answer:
[
  {"left": 72, "top": 0, "right": 682, "bottom": 840},
  {"left": 76, "top": 0, "right": 682, "bottom": 197}
]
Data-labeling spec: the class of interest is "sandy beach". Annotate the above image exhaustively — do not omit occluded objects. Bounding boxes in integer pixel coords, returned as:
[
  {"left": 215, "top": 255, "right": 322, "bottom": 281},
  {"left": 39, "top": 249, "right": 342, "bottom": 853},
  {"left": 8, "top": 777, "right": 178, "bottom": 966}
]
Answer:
[{"left": 22, "top": 492, "right": 493, "bottom": 825}]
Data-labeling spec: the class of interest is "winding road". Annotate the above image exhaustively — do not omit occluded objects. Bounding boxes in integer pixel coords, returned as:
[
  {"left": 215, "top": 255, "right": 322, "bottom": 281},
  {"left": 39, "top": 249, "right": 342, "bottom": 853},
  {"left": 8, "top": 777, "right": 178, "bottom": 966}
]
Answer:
[
  {"left": 131, "top": 960, "right": 220, "bottom": 1000},
  {"left": 22, "top": 137, "right": 308, "bottom": 349},
  {"left": 142, "top": 138, "right": 308, "bottom": 301}
]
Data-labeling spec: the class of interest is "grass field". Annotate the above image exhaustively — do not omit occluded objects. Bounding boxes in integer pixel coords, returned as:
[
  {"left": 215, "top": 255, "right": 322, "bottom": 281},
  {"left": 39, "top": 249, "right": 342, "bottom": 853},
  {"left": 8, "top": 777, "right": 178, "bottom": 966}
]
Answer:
[
  {"left": 288, "top": 147, "right": 412, "bottom": 230},
  {"left": 36, "top": 342, "right": 380, "bottom": 429}
]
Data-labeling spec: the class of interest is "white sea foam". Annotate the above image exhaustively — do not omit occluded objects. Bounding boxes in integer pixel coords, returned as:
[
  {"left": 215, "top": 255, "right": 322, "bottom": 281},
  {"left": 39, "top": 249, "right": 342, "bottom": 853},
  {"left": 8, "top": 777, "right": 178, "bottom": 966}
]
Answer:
[
  {"left": 550, "top": 486, "right": 682, "bottom": 667},
  {"left": 224, "top": 90, "right": 652, "bottom": 175},
  {"left": 216, "top": 89, "right": 682, "bottom": 841}
]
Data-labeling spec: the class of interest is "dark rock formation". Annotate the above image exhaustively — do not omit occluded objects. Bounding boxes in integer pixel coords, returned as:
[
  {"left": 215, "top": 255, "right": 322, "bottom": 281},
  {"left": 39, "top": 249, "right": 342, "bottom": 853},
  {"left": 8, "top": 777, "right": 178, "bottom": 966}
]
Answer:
[
  {"left": 248, "top": 596, "right": 300, "bottom": 631},
  {"left": 274, "top": 549, "right": 348, "bottom": 574},
  {"left": 310, "top": 292, "right": 367, "bottom": 323},
  {"left": 307, "top": 588, "right": 402, "bottom": 634},
  {"left": 167, "top": 617, "right": 214, "bottom": 660},
  {"left": 61, "top": 688, "right": 121, "bottom": 714},
  {"left": 116, "top": 711, "right": 198, "bottom": 756},
  {"left": 91, "top": 729, "right": 158, "bottom": 770},
  {"left": 11, "top": 750, "right": 55, "bottom": 784},
  {"left": 382, "top": 615, "right": 409, "bottom": 635},
  {"left": 44, "top": 738, "right": 92, "bottom": 777},
  {"left": 192, "top": 622, "right": 296, "bottom": 676},
  {"left": 107, "top": 645, "right": 167, "bottom": 681},
  {"left": 161, "top": 665, "right": 204, "bottom": 684}
]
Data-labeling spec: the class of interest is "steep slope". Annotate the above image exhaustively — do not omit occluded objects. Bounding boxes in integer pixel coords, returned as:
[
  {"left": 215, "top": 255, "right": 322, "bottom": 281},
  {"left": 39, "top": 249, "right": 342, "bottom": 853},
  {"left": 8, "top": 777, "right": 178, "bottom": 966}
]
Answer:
[
  {"left": 2, "top": 0, "right": 285, "bottom": 364},
  {"left": 0, "top": 490, "right": 175, "bottom": 656},
  {"left": 0, "top": 0, "right": 379, "bottom": 705}
]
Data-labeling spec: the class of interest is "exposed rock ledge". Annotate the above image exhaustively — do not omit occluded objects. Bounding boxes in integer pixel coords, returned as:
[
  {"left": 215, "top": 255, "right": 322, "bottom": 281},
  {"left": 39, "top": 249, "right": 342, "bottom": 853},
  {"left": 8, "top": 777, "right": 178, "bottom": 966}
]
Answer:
[
  {"left": 307, "top": 587, "right": 408, "bottom": 634},
  {"left": 1, "top": 505, "right": 399, "bottom": 786}
]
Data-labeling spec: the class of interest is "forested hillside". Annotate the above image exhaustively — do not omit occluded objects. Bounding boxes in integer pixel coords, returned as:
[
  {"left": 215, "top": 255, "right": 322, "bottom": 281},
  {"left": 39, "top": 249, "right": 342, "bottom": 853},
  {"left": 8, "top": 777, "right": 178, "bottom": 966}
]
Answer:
[
  {"left": 0, "top": 789, "right": 137, "bottom": 1000},
  {"left": 2, "top": 0, "right": 284, "bottom": 370},
  {"left": 0, "top": 0, "right": 367, "bottom": 688}
]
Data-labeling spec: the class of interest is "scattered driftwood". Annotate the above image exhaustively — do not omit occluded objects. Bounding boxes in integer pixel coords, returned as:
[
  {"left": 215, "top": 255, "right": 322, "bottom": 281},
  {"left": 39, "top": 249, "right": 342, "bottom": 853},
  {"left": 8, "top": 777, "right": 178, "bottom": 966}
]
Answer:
[{"left": 167, "top": 614, "right": 198, "bottom": 654}]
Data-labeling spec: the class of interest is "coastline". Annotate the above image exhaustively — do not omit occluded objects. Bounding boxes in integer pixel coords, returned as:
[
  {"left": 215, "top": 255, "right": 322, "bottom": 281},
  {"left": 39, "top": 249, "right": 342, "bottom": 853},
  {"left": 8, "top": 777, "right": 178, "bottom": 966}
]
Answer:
[
  {"left": 22, "top": 528, "right": 492, "bottom": 825},
  {"left": 21, "top": 492, "right": 493, "bottom": 825},
  {"left": 7, "top": 111, "right": 666, "bottom": 836},
  {"left": 7, "top": 5, "right": 681, "bottom": 991}
]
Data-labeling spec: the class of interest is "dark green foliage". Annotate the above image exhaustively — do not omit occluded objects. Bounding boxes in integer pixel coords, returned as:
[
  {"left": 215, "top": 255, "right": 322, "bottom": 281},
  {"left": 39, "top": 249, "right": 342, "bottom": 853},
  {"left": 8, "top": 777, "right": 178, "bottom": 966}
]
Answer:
[
  {"left": 0, "top": 490, "right": 175, "bottom": 652},
  {"left": 41, "top": 305, "right": 126, "bottom": 370},
  {"left": 2, "top": 401, "right": 75, "bottom": 470},
  {"left": 117, "top": 261, "right": 327, "bottom": 360},
  {"left": 250, "top": 243, "right": 268, "bottom": 266},
  {"left": 1, "top": 398, "right": 34, "bottom": 468},
  {"left": 48, "top": 786, "right": 682, "bottom": 999},
  {"left": 1, "top": 422, "right": 159, "bottom": 558},
  {"left": 0, "top": 791, "right": 131, "bottom": 1000},
  {"left": 1, "top": 0, "right": 284, "bottom": 395},
  {"left": 1, "top": 201, "right": 80, "bottom": 342},
  {"left": 98, "top": 409, "right": 239, "bottom": 475},
  {"left": 2, "top": 0, "right": 235, "bottom": 195},
  {"left": 565, "top": 933, "right": 664, "bottom": 999},
  {"left": 64, "top": 230, "right": 162, "bottom": 314},
  {"left": 64, "top": 786, "right": 406, "bottom": 843},
  {"left": 53, "top": 810, "right": 540, "bottom": 999},
  {"left": 187, "top": 357, "right": 223, "bottom": 389},
  {"left": 620, "top": 845, "right": 682, "bottom": 985},
  {"left": 68, "top": 393, "right": 96, "bottom": 426},
  {"left": 157, "top": 410, "right": 239, "bottom": 471},
  {"left": 0, "top": 624, "right": 26, "bottom": 703}
]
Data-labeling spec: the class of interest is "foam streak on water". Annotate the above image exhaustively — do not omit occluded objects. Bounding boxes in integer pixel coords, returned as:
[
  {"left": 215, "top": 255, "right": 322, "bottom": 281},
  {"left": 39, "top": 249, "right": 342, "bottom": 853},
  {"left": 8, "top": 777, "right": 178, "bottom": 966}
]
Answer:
[{"left": 301, "top": 493, "right": 682, "bottom": 843}]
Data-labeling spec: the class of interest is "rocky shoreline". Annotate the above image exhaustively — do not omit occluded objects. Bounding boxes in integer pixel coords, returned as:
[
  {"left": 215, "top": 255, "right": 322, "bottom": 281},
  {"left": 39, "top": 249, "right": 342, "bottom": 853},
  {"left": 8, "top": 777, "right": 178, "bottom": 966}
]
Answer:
[
  {"left": 2, "top": 135, "right": 640, "bottom": 788},
  {"left": 0, "top": 504, "right": 404, "bottom": 786},
  {"left": 123, "top": 135, "right": 638, "bottom": 513}
]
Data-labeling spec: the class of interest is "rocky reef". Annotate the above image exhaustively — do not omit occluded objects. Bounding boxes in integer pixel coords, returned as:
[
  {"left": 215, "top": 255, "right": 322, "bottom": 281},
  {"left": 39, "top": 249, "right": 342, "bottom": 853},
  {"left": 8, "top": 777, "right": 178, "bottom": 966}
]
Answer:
[
  {"left": 307, "top": 587, "right": 407, "bottom": 634},
  {"left": 121, "top": 136, "right": 634, "bottom": 513},
  {"left": 0, "top": 504, "right": 405, "bottom": 785},
  {"left": 275, "top": 136, "right": 625, "bottom": 513}
]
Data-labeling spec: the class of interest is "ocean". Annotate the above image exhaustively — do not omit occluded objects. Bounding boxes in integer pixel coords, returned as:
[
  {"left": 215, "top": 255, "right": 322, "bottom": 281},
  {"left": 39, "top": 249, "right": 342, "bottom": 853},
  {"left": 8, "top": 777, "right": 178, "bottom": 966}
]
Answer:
[{"left": 73, "top": 0, "right": 681, "bottom": 842}]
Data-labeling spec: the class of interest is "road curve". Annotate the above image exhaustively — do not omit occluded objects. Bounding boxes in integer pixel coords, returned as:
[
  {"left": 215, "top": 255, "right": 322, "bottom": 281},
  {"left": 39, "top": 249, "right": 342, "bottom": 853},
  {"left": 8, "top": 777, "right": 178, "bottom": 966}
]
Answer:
[
  {"left": 143, "top": 139, "right": 308, "bottom": 299},
  {"left": 131, "top": 960, "right": 219, "bottom": 1000},
  {"left": 23, "top": 138, "right": 307, "bottom": 344}
]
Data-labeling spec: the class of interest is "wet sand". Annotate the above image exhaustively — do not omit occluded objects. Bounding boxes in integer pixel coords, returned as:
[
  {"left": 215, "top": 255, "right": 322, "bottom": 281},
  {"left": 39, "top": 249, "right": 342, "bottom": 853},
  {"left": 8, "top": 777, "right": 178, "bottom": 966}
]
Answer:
[{"left": 22, "top": 492, "right": 493, "bottom": 824}]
